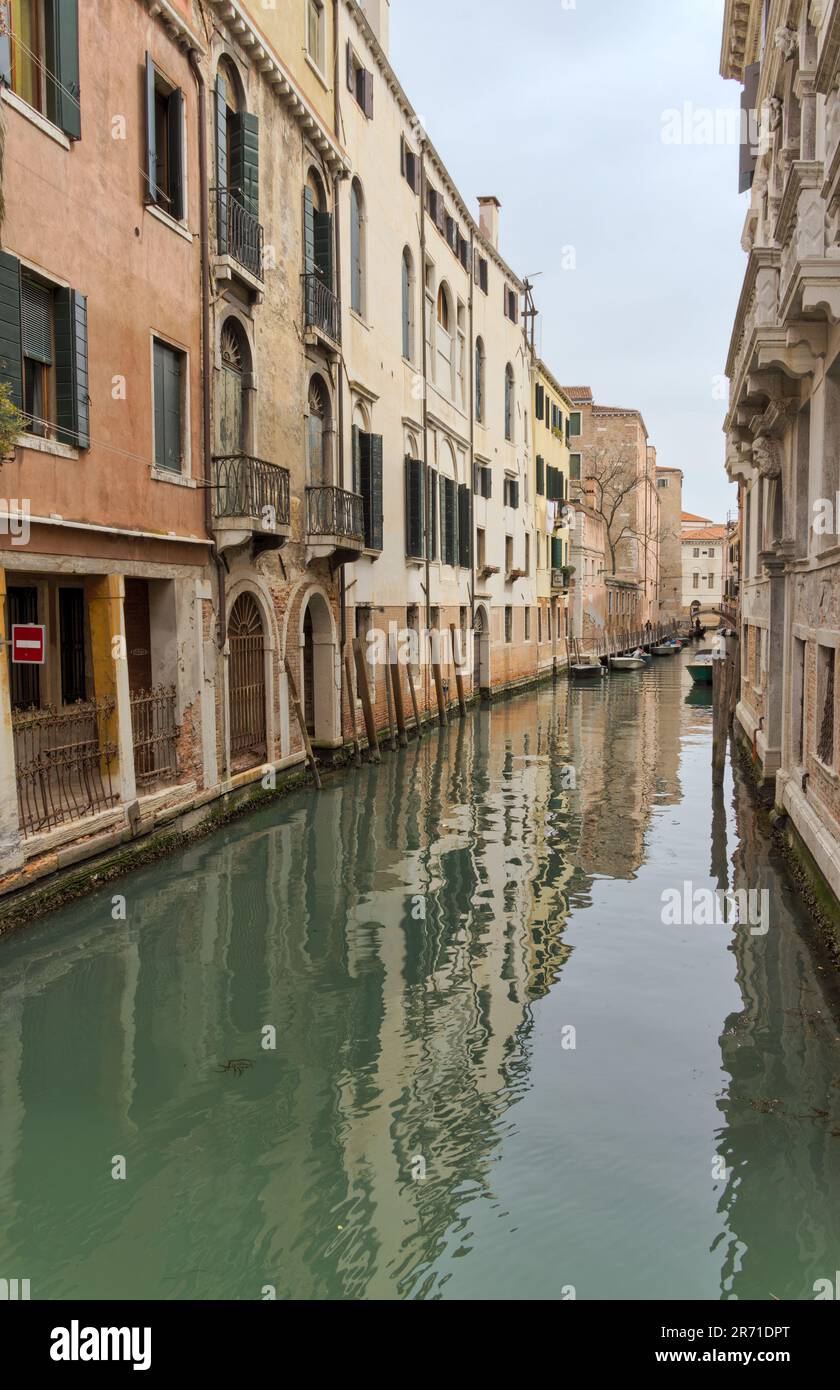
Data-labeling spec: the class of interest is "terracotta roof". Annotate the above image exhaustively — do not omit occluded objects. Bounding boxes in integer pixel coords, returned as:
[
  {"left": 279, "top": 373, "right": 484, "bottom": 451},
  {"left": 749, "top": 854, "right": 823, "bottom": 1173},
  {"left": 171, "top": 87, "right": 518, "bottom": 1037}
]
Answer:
[
  {"left": 682, "top": 526, "right": 727, "bottom": 542},
  {"left": 560, "top": 387, "right": 593, "bottom": 404},
  {"left": 682, "top": 510, "right": 713, "bottom": 523}
]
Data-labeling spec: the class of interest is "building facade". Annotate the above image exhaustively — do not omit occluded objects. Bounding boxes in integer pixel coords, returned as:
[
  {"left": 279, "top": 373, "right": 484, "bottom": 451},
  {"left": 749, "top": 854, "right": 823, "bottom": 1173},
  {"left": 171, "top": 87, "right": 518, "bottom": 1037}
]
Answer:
[
  {"left": 681, "top": 521, "right": 728, "bottom": 615},
  {"left": 721, "top": 0, "right": 840, "bottom": 904},
  {"left": 656, "top": 465, "right": 684, "bottom": 620},
  {"left": 532, "top": 360, "right": 573, "bottom": 673}
]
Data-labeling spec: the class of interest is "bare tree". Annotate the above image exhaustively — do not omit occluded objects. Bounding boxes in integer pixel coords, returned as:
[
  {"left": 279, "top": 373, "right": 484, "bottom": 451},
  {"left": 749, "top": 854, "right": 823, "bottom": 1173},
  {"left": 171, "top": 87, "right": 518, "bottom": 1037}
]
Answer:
[{"left": 580, "top": 446, "right": 641, "bottom": 576}]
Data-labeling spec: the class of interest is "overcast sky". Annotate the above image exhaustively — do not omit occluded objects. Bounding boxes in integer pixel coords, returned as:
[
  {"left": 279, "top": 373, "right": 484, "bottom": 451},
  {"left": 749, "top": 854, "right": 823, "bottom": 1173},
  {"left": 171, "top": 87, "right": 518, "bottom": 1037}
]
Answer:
[{"left": 390, "top": 0, "right": 743, "bottom": 522}]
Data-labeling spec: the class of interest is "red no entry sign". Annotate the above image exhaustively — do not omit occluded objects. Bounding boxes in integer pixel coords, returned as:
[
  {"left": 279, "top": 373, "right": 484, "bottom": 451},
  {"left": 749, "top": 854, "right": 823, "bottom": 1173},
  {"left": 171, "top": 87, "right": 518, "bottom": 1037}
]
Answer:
[{"left": 11, "top": 624, "right": 46, "bottom": 664}]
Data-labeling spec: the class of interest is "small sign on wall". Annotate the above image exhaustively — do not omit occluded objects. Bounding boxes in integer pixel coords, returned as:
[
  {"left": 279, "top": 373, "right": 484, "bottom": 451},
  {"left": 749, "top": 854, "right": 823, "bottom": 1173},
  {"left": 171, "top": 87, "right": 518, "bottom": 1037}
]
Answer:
[{"left": 11, "top": 625, "right": 46, "bottom": 665}]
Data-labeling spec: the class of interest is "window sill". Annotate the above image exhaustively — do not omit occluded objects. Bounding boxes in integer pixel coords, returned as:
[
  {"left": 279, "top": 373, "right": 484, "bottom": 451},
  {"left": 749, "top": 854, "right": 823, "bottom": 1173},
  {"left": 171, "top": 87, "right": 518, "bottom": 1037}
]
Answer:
[
  {"left": 361, "top": 546, "right": 381, "bottom": 559},
  {"left": 349, "top": 309, "right": 371, "bottom": 331},
  {"left": 1, "top": 88, "right": 70, "bottom": 148},
  {"left": 305, "top": 52, "right": 329, "bottom": 91},
  {"left": 18, "top": 432, "right": 79, "bottom": 460},
  {"left": 151, "top": 466, "right": 193, "bottom": 487},
  {"left": 145, "top": 203, "right": 195, "bottom": 244},
  {"left": 814, "top": 756, "right": 839, "bottom": 784}
]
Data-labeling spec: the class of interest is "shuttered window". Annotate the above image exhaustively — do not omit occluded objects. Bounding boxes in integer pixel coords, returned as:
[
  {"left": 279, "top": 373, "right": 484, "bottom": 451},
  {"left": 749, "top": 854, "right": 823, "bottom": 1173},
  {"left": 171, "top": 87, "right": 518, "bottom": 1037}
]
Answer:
[
  {"left": 145, "top": 54, "right": 185, "bottom": 220},
  {"left": 536, "top": 456, "right": 545, "bottom": 495},
  {"left": 440, "top": 476, "right": 457, "bottom": 566},
  {"left": 230, "top": 111, "right": 260, "bottom": 218},
  {"left": 22, "top": 279, "right": 53, "bottom": 366},
  {"left": 458, "top": 483, "right": 471, "bottom": 568},
  {"left": 0, "top": 0, "right": 81, "bottom": 138},
  {"left": 427, "top": 467, "right": 438, "bottom": 559},
  {"left": 54, "top": 287, "right": 89, "bottom": 448},
  {"left": 59, "top": 587, "right": 87, "bottom": 704},
  {"left": 153, "top": 339, "right": 183, "bottom": 472},
  {"left": 405, "top": 456, "right": 424, "bottom": 559},
  {"left": 504, "top": 478, "right": 519, "bottom": 509},
  {"left": 359, "top": 431, "right": 383, "bottom": 551},
  {"left": 535, "top": 384, "right": 544, "bottom": 421},
  {"left": 475, "top": 464, "right": 492, "bottom": 500},
  {"left": 570, "top": 453, "right": 581, "bottom": 481}
]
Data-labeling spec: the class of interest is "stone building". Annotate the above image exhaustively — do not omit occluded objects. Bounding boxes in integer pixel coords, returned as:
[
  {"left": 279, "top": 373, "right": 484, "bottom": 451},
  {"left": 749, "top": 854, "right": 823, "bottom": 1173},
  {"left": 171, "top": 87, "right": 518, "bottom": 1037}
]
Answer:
[
  {"left": 721, "top": 0, "right": 840, "bottom": 904},
  {"left": 681, "top": 522, "right": 728, "bottom": 616},
  {"left": 656, "top": 465, "right": 684, "bottom": 621},
  {"left": 531, "top": 360, "right": 573, "bottom": 674}
]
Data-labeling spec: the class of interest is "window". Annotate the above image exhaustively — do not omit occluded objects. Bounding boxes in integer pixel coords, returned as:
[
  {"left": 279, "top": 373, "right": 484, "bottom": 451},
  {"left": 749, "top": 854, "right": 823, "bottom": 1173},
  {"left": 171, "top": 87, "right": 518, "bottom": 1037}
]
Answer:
[
  {"left": 304, "top": 170, "right": 333, "bottom": 291},
  {"left": 503, "top": 477, "right": 519, "bottom": 509},
  {"left": 474, "top": 253, "right": 489, "bottom": 294},
  {"left": 525, "top": 607, "right": 531, "bottom": 641},
  {"left": 350, "top": 179, "right": 366, "bottom": 316},
  {"left": 505, "top": 606, "right": 513, "bottom": 643},
  {"left": 504, "top": 286, "right": 518, "bottom": 322},
  {"left": 401, "top": 248, "right": 414, "bottom": 361},
  {"left": 353, "top": 426, "right": 383, "bottom": 550},
  {"left": 3, "top": 0, "right": 81, "bottom": 138},
  {"left": 307, "top": 0, "right": 325, "bottom": 72},
  {"left": 708, "top": 573, "right": 714, "bottom": 589},
  {"left": 476, "top": 527, "right": 486, "bottom": 569},
  {"left": 346, "top": 42, "right": 373, "bottom": 118},
  {"left": 404, "top": 455, "right": 424, "bottom": 559},
  {"left": 400, "top": 137, "right": 421, "bottom": 194},
  {"left": 525, "top": 534, "right": 530, "bottom": 576},
  {"left": 59, "top": 587, "right": 86, "bottom": 704},
  {"left": 536, "top": 456, "right": 545, "bottom": 495},
  {"left": 6, "top": 585, "right": 39, "bottom": 708},
  {"left": 475, "top": 464, "right": 492, "bottom": 499},
  {"left": 504, "top": 364, "right": 514, "bottom": 442},
  {"left": 436, "top": 284, "right": 450, "bottom": 332},
  {"left": 658, "top": 477, "right": 668, "bottom": 489},
  {"left": 153, "top": 339, "right": 185, "bottom": 473},
  {"left": 145, "top": 56, "right": 185, "bottom": 220},
  {"left": 817, "top": 645, "right": 836, "bottom": 767},
  {"left": 439, "top": 474, "right": 458, "bottom": 566},
  {"left": 569, "top": 412, "right": 581, "bottom": 437},
  {"left": 505, "top": 535, "right": 513, "bottom": 573},
  {"left": 693, "top": 547, "right": 700, "bottom": 558},
  {"left": 570, "top": 453, "right": 581, "bottom": 482},
  {"left": 307, "top": 374, "right": 331, "bottom": 486},
  {"left": 6, "top": 260, "right": 89, "bottom": 449},
  {"left": 692, "top": 573, "right": 699, "bottom": 590},
  {"left": 475, "top": 337, "right": 485, "bottom": 423},
  {"left": 215, "top": 62, "right": 260, "bottom": 262}
]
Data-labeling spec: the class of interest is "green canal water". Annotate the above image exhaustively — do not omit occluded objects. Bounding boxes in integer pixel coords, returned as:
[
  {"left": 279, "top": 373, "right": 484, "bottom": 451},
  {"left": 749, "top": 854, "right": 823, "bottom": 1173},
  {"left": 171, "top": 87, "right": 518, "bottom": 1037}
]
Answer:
[{"left": 2, "top": 650, "right": 840, "bottom": 1301}]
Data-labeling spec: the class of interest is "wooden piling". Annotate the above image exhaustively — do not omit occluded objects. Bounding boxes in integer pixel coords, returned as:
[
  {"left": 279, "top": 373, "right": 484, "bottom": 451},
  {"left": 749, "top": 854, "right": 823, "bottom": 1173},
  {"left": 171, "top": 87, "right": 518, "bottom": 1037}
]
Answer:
[
  {"left": 284, "top": 657, "right": 322, "bottom": 790},
  {"left": 450, "top": 624, "right": 467, "bottom": 717},
  {"left": 406, "top": 661, "right": 423, "bottom": 738},
  {"left": 389, "top": 656, "right": 407, "bottom": 747},
  {"left": 352, "top": 637, "right": 381, "bottom": 763},
  {"left": 384, "top": 651, "right": 397, "bottom": 752},
  {"left": 431, "top": 628, "right": 448, "bottom": 727},
  {"left": 712, "top": 655, "right": 727, "bottom": 786},
  {"left": 343, "top": 646, "right": 362, "bottom": 768}
]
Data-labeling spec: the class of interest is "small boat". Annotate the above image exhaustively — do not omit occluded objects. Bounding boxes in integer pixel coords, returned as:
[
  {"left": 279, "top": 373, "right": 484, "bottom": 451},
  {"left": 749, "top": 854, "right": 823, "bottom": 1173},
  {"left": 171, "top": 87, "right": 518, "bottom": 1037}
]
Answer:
[
  {"left": 651, "top": 643, "right": 677, "bottom": 656},
  {"left": 610, "top": 655, "right": 646, "bottom": 671},
  {"left": 571, "top": 662, "right": 606, "bottom": 680},
  {"left": 687, "top": 649, "right": 715, "bottom": 686}
]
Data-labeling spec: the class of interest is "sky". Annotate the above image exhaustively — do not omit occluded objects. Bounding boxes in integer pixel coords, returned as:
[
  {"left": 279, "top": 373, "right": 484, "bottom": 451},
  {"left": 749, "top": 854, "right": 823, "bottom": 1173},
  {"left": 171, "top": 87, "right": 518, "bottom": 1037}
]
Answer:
[{"left": 389, "top": 0, "right": 743, "bottom": 523}]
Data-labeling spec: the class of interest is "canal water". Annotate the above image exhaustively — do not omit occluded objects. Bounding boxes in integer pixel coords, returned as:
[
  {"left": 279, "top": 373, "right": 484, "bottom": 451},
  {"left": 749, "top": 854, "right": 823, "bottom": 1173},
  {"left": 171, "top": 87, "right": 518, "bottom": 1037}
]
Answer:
[{"left": 2, "top": 649, "right": 840, "bottom": 1302}]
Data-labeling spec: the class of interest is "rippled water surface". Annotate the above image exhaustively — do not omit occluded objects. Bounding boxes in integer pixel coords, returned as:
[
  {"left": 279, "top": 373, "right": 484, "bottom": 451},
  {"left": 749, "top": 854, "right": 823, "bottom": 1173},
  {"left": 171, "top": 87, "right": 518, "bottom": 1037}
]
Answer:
[{"left": 2, "top": 652, "right": 840, "bottom": 1300}]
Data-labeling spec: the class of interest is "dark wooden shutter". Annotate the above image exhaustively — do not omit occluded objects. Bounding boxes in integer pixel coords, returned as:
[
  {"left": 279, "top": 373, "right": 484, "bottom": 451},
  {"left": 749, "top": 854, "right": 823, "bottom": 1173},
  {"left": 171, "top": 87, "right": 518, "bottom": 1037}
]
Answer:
[
  {"left": 0, "top": 252, "right": 22, "bottom": 410},
  {"left": 54, "top": 289, "right": 89, "bottom": 449},
  {"left": 346, "top": 41, "right": 354, "bottom": 91},
  {"left": 216, "top": 74, "right": 229, "bottom": 253},
  {"left": 124, "top": 578, "right": 153, "bottom": 692},
  {"left": 458, "top": 483, "right": 471, "bottom": 567},
  {"left": 427, "top": 467, "right": 438, "bottom": 559},
  {"left": 536, "top": 456, "right": 545, "bottom": 495},
  {"left": 405, "top": 456, "right": 423, "bottom": 558},
  {"left": 444, "top": 478, "right": 456, "bottom": 564},
  {"left": 740, "top": 62, "right": 760, "bottom": 194},
  {"left": 51, "top": 0, "right": 81, "bottom": 140},
  {"left": 359, "top": 432, "right": 383, "bottom": 550},
  {"left": 314, "top": 210, "right": 333, "bottom": 288},
  {"left": 167, "top": 87, "right": 185, "bottom": 220},
  {"left": 144, "top": 53, "right": 157, "bottom": 204},
  {"left": 480, "top": 259, "right": 488, "bottom": 294},
  {"left": 231, "top": 111, "right": 259, "bottom": 218},
  {"left": 536, "top": 384, "right": 544, "bottom": 421},
  {"left": 363, "top": 69, "right": 374, "bottom": 119}
]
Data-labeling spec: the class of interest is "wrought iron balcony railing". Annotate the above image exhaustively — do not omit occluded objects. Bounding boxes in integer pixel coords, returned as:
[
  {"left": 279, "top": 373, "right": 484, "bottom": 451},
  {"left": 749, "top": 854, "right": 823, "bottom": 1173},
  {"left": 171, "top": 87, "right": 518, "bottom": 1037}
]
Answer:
[
  {"left": 12, "top": 699, "right": 118, "bottom": 837},
  {"left": 303, "top": 273, "right": 341, "bottom": 345},
  {"left": 130, "top": 686, "right": 180, "bottom": 790},
  {"left": 213, "top": 454, "right": 290, "bottom": 531},
  {"left": 306, "top": 485, "right": 364, "bottom": 542},
  {"left": 215, "top": 188, "right": 264, "bottom": 281}
]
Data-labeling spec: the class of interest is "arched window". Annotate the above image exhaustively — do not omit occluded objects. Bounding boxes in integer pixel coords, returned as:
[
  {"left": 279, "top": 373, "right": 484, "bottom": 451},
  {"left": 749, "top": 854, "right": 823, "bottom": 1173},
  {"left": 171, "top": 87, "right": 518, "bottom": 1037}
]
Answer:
[
  {"left": 304, "top": 168, "right": 332, "bottom": 290},
  {"left": 504, "top": 363, "right": 514, "bottom": 442},
  {"left": 475, "top": 337, "right": 485, "bottom": 424},
  {"left": 436, "top": 283, "right": 450, "bottom": 332},
  {"left": 218, "top": 317, "right": 252, "bottom": 454},
  {"left": 350, "top": 178, "right": 366, "bottom": 316},
  {"left": 307, "top": 375, "right": 331, "bottom": 486},
  {"left": 402, "top": 247, "right": 414, "bottom": 361}
]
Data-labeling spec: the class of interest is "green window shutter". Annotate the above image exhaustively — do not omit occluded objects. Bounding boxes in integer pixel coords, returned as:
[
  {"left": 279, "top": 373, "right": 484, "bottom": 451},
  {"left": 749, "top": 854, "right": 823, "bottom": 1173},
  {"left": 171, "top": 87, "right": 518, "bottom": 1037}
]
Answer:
[
  {"left": 144, "top": 53, "right": 156, "bottom": 204},
  {"left": 167, "top": 88, "right": 185, "bottom": 220},
  {"left": 22, "top": 279, "right": 53, "bottom": 365},
  {"left": 458, "top": 483, "right": 471, "bottom": 568},
  {"left": 153, "top": 341, "right": 181, "bottom": 471},
  {"left": 231, "top": 111, "right": 259, "bottom": 219},
  {"left": 428, "top": 467, "right": 438, "bottom": 559},
  {"left": 536, "top": 455, "right": 545, "bottom": 495},
  {"left": 535, "top": 384, "right": 544, "bottom": 421},
  {"left": 405, "top": 455, "right": 423, "bottom": 558},
  {"left": 0, "top": 252, "right": 22, "bottom": 410},
  {"left": 363, "top": 69, "right": 374, "bottom": 120},
  {"left": 570, "top": 453, "right": 581, "bottom": 481},
  {"left": 49, "top": 0, "right": 81, "bottom": 140},
  {"left": 552, "top": 536, "right": 563, "bottom": 569},
  {"left": 314, "top": 210, "right": 333, "bottom": 288},
  {"left": 54, "top": 289, "right": 89, "bottom": 449},
  {"left": 369, "top": 434, "right": 383, "bottom": 550},
  {"left": 303, "top": 186, "right": 315, "bottom": 274},
  {"left": 216, "top": 75, "right": 229, "bottom": 253},
  {"left": 352, "top": 423, "right": 361, "bottom": 492},
  {"left": 445, "top": 478, "right": 456, "bottom": 565}
]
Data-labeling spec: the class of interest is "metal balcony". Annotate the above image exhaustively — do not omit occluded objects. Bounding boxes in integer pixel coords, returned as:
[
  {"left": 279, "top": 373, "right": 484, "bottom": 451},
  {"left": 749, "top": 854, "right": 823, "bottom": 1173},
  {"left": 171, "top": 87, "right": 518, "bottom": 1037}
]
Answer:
[
  {"left": 303, "top": 273, "right": 341, "bottom": 346},
  {"left": 215, "top": 188, "right": 264, "bottom": 283},
  {"left": 306, "top": 485, "right": 364, "bottom": 563},
  {"left": 212, "top": 454, "right": 290, "bottom": 554}
]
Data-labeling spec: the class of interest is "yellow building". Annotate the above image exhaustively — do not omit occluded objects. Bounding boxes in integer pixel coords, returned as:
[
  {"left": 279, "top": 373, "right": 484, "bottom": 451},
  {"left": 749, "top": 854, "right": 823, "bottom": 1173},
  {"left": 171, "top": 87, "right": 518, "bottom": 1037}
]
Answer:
[{"left": 532, "top": 360, "right": 573, "bottom": 672}]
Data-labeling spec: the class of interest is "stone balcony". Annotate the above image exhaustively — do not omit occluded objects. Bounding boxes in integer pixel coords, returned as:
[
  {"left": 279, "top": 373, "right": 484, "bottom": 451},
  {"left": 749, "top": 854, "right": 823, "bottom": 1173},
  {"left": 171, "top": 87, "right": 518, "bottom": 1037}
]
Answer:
[{"left": 212, "top": 454, "right": 290, "bottom": 555}]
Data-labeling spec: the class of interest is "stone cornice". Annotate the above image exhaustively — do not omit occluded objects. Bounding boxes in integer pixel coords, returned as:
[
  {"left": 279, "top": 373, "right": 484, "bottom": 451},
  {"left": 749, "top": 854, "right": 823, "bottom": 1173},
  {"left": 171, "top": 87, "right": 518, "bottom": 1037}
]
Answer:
[
  {"left": 720, "top": 0, "right": 763, "bottom": 81},
  {"left": 815, "top": 0, "right": 840, "bottom": 93},
  {"left": 141, "top": 0, "right": 206, "bottom": 52},
  {"left": 774, "top": 159, "right": 823, "bottom": 243},
  {"left": 725, "top": 246, "right": 782, "bottom": 379},
  {"left": 206, "top": 0, "right": 350, "bottom": 176}
]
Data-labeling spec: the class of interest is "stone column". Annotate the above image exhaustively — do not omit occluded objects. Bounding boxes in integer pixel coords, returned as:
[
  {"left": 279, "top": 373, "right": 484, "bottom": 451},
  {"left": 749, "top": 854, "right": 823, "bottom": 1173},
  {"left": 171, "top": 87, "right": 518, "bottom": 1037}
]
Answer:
[
  {"left": 85, "top": 573, "right": 137, "bottom": 805},
  {"left": 0, "top": 566, "right": 24, "bottom": 874},
  {"left": 762, "top": 555, "right": 788, "bottom": 776}
]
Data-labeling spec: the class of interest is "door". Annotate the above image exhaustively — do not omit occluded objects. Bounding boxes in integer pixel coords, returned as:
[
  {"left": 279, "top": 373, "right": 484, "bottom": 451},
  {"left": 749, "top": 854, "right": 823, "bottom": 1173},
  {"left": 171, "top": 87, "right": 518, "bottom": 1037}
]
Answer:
[
  {"left": 303, "top": 608, "right": 315, "bottom": 737},
  {"left": 229, "top": 593, "right": 267, "bottom": 769}
]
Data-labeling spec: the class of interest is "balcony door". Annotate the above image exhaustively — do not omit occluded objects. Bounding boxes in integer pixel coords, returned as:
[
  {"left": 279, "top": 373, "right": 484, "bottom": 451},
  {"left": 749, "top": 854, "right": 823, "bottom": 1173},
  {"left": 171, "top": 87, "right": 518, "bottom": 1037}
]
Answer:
[{"left": 218, "top": 319, "right": 249, "bottom": 456}]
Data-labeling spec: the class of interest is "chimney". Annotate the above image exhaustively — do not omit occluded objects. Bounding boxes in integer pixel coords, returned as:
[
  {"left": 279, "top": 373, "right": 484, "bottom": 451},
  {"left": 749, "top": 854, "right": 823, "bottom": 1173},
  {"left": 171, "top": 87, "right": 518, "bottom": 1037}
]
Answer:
[
  {"left": 359, "top": 0, "right": 390, "bottom": 54},
  {"left": 477, "top": 196, "right": 501, "bottom": 249}
]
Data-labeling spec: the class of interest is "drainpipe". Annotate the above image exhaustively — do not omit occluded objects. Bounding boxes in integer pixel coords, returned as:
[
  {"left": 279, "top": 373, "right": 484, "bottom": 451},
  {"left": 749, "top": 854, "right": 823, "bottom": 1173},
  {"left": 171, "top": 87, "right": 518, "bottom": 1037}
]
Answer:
[
  {"left": 333, "top": 1, "right": 347, "bottom": 662},
  {"left": 190, "top": 48, "right": 229, "bottom": 780},
  {"left": 420, "top": 141, "right": 430, "bottom": 711},
  {"left": 468, "top": 225, "right": 475, "bottom": 670}
]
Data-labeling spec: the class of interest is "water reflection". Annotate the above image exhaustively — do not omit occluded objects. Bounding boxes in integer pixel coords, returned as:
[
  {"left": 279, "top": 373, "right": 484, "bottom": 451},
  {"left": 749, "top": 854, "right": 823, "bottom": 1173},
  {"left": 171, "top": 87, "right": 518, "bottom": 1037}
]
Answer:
[{"left": 0, "top": 656, "right": 839, "bottom": 1300}]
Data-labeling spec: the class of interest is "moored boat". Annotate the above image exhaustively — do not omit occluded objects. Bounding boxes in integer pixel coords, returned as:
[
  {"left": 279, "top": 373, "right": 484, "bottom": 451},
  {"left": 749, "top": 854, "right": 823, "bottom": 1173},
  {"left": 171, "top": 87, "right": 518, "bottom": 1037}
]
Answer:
[
  {"left": 571, "top": 662, "right": 606, "bottom": 680},
  {"left": 687, "top": 649, "right": 715, "bottom": 685},
  {"left": 651, "top": 643, "right": 677, "bottom": 656},
  {"left": 610, "top": 656, "right": 646, "bottom": 671}
]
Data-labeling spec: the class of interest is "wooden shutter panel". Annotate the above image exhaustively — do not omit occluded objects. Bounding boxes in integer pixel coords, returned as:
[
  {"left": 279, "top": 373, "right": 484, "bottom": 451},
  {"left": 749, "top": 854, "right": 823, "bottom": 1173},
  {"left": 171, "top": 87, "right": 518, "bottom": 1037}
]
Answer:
[
  {"left": 55, "top": 289, "right": 89, "bottom": 449},
  {"left": 231, "top": 111, "right": 259, "bottom": 218},
  {"left": 52, "top": 0, "right": 82, "bottom": 140},
  {"left": 167, "top": 87, "right": 185, "bottom": 220},
  {"left": 427, "top": 467, "right": 438, "bottom": 559},
  {"left": 216, "top": 74, "right": 229, "bottom": 254},
  {"left": 346, "top": 41, "right": 354, "bottom": 91},
  {"left": 536, "top": 456, "right": 545, "bottom": 495},
  {"left": 144, "top": 53, "right": 157, "bottom": 205},
  {"left": 535, "top": 384, "right": 543, "bottom": 421},
  {"left": 740, "top": 63, "right": 760, "bottom": 194},
  {"left": 369, "top": 434, "right": 383, "bottom": 550},
  {"left": 314, "top": 210, "right": 333, "bottom": 288},
  {"left": 154, "top": 342, "right": 181, "bottom": 471},
  {"left": 458, "top": 483, "right": 471, "bottom": 568},
  {"left": 363, "top": 69, "right": 374, "bottom": 120},
  {"left": 0, "top": 252, "right": 22, "bottom": 410}
]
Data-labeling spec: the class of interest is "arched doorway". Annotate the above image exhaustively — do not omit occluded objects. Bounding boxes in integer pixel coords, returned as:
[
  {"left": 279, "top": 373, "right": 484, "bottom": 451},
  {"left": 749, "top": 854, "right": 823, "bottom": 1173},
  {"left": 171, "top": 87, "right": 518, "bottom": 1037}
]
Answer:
[
  {"left": 300, "top": 592, "right": 336, "bottom": 744},
  {"left": 229, "top": 593, "right": 267, "bottom": 770},
  {"left": 219, "top": 318, "right": 251, "bottom": 455},
  {"left": 474, "top": 605, "right": 490, "bottom": 694}
]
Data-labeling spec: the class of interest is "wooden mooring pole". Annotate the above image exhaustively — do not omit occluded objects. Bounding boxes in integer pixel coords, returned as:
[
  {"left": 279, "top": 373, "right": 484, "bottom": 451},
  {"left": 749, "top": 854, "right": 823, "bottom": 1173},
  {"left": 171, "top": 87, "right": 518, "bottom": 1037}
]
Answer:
[
  {"left": 343, "top": 646, "right": 362, "bottom": 769},
  {"left": 712, "top": 653, "right": 728, "bottom": 786},
  {"left": 431, "top": 628, "right": 448, "bottom": 727},
  {"left": 389, "top": 652, "right": 407, "bottom": 748},
  {"left": 450, "top": 624, "right": 467, "bottom": 717},
  {"left": 284, "top": 657, "right": 322, "bottom": 791},
  {"left": 352, "top": 637, "right": 381, "bottom": 763},
  {"left": 406, "top": 661, "right": 423, "bottom": 738}
]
